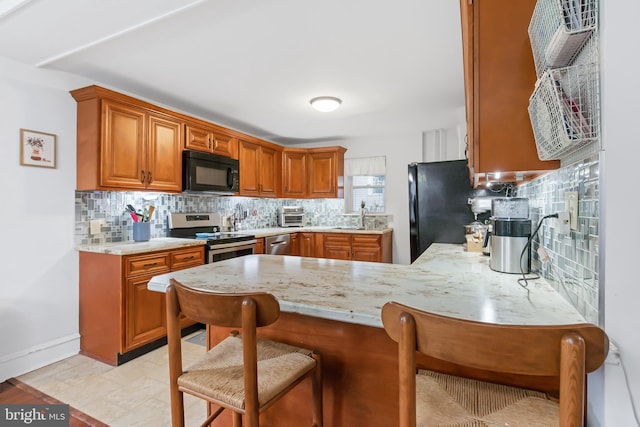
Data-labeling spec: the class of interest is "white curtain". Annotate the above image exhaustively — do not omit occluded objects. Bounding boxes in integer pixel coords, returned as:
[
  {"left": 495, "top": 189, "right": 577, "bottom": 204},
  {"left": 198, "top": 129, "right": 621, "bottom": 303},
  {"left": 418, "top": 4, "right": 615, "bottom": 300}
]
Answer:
[{"left": 344, "top": 156, "right": 386, "bottom": 176}]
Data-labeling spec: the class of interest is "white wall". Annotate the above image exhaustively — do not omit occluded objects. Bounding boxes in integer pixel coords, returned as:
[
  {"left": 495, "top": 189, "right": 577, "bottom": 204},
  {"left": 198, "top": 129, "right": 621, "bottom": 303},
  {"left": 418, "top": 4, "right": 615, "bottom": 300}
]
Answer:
[
  {"left": 0, "top": 57, "right": 90, "bottom": 381},
  {"left": 601, "top": 1, "right": 640, "bottom": 425}
]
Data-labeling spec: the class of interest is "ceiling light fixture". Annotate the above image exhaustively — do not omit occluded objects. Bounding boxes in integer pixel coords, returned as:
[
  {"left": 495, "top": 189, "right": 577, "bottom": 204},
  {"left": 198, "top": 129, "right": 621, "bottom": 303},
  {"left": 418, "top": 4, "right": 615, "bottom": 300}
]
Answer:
[{"left": 310, "top": 96, "right": 342, "bottom": 112}]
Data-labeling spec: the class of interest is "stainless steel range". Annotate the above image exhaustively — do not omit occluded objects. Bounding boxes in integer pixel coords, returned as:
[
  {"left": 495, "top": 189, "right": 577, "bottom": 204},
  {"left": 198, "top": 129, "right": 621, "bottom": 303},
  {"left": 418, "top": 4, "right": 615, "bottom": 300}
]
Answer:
[{"left": 169, "top": 213, "right": 256, "bottom": 263}]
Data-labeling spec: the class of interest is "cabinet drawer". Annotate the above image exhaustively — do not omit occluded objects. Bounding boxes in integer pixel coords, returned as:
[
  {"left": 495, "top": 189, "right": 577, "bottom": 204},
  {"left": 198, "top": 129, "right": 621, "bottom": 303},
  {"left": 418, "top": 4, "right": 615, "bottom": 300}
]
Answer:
[
  {"left": 171, "top": 247, "right": 204, "bottom": 270},
  {"left": 352, "top": 235, "right": 381, "bottom": 246},
  {"left": 126, "top": 253, "right": 170, "bottom": 277},
  {"left": 323, "top": 234, "right": 351, "bottom": 246}
]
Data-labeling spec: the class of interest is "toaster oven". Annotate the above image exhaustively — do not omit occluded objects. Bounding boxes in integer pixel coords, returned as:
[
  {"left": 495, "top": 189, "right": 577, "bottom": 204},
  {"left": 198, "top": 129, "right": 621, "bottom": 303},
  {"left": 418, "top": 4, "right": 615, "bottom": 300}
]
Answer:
[{"left": 279, "top": 206, "right": 304, "bottom": 227}]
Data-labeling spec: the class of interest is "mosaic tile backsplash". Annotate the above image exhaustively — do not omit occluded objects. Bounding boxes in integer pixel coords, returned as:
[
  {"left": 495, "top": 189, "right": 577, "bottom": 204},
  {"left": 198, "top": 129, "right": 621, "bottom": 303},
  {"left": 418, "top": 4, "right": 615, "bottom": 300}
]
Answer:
[
  {"left": 516, "top": 153, "right": 600, "bottom": 324},
  {"left": 75, "top": 192, "right": 389, "bottom": 245}
]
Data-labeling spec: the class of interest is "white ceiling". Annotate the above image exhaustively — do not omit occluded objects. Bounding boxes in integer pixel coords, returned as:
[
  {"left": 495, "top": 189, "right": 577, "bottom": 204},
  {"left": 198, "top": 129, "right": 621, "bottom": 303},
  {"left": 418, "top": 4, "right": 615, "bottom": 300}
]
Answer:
[{"left": 0, "top": 0, "right": 465, "bottom": 145}]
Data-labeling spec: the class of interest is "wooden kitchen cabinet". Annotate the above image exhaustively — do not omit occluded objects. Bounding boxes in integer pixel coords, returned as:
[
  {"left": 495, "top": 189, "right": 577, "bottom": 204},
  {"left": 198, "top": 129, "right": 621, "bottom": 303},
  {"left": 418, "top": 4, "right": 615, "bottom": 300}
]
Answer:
[
  {"left": 254, "top": 237, "right": 265, "bottom": 254},
  {"left": 460, "top": 0, "right": 559, "bottom": 186},
  {"left": 79, "top": 245, "right": 204, "bottom": 365},
  {"left": 282, "top": 149, "right": 308, "bottom": 198},
  {"left": 298, "top": 232, "right": 316, "bottom": 257},
  {"left": 282, "top": 146, "right": 347, "bottom": 199},
  {"left": 288, "top": 232, "right": 316, "bottom": 257},
  {"left": 71, "top": 86, "right": 182, "bottom": 192},
  {"left": 289, "top": 233, "right": 299, "bottom": 256},
  {"left": 238, "top": 139, "right": 282, "bottom": 197},
  {"left": 307, "top": 147, "right": 346, "bottom": 198},
  {"left": 317, "top": 231, "right": 392, "bottom": 263},
  {"left": 185, "top": 121, "right": 239, "bottom": 159}
]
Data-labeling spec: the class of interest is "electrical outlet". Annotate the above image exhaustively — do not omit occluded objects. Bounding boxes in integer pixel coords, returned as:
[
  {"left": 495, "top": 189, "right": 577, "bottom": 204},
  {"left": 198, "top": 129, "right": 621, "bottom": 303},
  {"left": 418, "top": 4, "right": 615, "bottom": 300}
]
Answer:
[
  {"left": 90, "top": 219, "right": 104, "bottom": 235},
  {"left": 556, "top": 211, "right": 570, "bottom": 235},
  {"left": 565, "top": 192, "right": 578, "bottom": 231}
]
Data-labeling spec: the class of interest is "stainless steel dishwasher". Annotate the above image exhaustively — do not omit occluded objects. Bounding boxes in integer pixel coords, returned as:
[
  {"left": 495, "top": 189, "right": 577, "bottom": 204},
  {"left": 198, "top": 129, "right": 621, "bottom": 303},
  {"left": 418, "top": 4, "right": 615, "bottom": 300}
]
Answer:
[{"left": 265, "top": 234, "right": 291, "bottom": 255}]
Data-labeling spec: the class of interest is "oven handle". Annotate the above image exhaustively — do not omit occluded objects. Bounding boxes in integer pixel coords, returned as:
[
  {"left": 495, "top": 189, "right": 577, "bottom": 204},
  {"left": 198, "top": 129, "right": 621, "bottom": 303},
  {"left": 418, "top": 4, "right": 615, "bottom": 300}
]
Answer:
[{"left": 208, "top": 242, "right": 256, "bottom": 256}]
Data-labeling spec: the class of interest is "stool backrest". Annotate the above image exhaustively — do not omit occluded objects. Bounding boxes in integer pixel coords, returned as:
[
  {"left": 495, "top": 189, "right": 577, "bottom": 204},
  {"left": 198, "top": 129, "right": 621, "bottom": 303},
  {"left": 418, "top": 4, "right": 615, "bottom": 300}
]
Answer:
[{"left": 170, "top": 278, "right": 280, "bottom": 328}]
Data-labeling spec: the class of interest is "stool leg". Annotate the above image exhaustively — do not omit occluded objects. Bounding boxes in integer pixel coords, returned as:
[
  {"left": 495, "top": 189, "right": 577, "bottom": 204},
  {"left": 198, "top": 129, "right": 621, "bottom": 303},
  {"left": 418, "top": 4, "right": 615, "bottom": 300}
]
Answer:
[
  {"left": 231, "top": 411, "right": 242, "bottom": 427},
  {"left": 311, "top": 351, "right": 323, "bottom": 427}
]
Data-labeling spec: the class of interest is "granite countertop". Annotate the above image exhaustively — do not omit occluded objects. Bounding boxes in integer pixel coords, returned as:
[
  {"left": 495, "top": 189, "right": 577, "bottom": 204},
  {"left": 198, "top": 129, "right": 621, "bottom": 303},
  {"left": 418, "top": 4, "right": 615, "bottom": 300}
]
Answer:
[
  {"left": 76, "top": 227, "right": 393, "bottom": 255},
  {"left": 76, "top": 237, "right": 206, "bottom": 255},
  {"left": 242, "top": 226, "right": 393, "bottom": 238},
  {"left": 147, "top": 243, "right": 586, "bottom": 328}
]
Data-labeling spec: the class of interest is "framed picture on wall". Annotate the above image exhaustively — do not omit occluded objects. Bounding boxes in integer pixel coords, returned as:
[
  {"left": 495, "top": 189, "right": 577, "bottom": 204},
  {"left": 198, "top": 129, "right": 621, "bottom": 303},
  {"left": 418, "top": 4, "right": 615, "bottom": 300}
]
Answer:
[{"left": 20, "top": 128, "right": 56, "bottom": 168}]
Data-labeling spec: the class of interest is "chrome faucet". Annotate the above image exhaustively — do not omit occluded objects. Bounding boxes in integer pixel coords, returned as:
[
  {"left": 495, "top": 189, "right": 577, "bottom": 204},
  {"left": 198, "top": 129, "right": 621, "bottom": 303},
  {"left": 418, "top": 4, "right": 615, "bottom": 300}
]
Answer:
[{"left": 360, "top": 201, "right": 367, "bottom": 229}]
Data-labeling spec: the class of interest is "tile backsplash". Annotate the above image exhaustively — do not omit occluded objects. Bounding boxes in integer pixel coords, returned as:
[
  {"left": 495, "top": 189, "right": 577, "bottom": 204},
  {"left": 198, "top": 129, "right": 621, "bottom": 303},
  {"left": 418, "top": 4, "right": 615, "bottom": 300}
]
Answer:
[
  {"left": 75, "top": 193, "right": 389, "bottom": 245},
  {"left": 517, "top": 153, "right": 600, "bottom": 324}
]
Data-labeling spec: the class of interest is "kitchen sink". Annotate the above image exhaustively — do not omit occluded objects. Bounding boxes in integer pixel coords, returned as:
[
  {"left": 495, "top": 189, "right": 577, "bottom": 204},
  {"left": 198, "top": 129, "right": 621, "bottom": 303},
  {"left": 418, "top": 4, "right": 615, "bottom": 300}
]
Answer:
[{"left": 332, "top": 226, "right": 365, "bottom": 230}]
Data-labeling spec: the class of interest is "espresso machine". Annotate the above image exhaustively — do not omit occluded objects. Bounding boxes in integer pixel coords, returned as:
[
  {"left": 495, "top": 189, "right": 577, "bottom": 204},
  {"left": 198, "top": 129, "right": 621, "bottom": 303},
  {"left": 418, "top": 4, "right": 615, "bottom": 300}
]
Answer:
[{"left": 489, "top": 198, "right": 531, "bottom": 274}]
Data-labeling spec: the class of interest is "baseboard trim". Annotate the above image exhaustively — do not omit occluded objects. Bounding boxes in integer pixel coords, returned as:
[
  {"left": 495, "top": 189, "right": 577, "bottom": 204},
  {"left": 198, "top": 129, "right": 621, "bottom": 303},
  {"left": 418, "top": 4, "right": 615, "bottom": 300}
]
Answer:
[{"left": 0, "top": 334, "right": 80, "bottom": 382}]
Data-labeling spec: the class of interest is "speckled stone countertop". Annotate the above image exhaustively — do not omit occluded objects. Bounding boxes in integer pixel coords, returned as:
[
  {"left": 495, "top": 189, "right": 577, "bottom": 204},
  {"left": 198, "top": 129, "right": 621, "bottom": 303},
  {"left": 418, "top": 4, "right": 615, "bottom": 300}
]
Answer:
[
  {"left": 76, "top": 227, "right": 392, "bottom": 255},
  {"left": 243, "top": 226, "right": 393, "bottom": 238},
  {"left": 147, "top": 243, "right": 586, "bottom": 328},
  {"left": 76, "top": 237, "right": 206, "bottom": 255}
]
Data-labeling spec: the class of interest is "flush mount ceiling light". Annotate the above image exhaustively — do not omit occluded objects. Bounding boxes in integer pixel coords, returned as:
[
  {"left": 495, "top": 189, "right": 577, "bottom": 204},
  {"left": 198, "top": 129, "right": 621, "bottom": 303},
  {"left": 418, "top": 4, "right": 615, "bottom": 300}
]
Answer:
[{"left": 310, "top": 96, "right": 342, "bottom": 112}]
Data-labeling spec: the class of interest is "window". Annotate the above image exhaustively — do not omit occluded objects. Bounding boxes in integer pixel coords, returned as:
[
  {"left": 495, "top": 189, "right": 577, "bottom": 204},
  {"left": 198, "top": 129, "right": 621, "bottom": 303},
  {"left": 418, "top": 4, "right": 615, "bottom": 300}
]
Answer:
[
  {"left": 350, "top": 175, "right": 385, "bottom": 212},
  {"left": 344, "top": 156, "right": 386, "bottom": 213}
]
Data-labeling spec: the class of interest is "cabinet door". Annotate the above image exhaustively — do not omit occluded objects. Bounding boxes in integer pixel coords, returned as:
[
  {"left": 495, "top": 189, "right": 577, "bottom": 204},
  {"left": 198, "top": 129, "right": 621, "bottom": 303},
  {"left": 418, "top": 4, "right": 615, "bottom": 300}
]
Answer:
[
  {"left": 299, "top": 233, "right": 316, "bottom": 257},
  {"left": 463, "top": 0, "right": 559, "bottom": 182},
  {"left": 289, "top": 233, "right": 300, "bottom": 256},
  {"left": 282, "top": 150, "right": 307, "bottom": 198},
  {"left": 351, "top": 235, "right": 382, "bottom": 262},
  {"left": 308, "top": 151, "right": 336, "bottom": 198},
  {"left": 259, "top": 145, "right": 279, "bottom": 197},
  {"left": 211, "top": 132, "right": 238, "bottom": 159},
  {"left": 147, "top": 113, "right": 182, "bottom": 192},
  {"left": 322, "top": 234, "right": 352, "bottom": 261},
  {"left": 185, "top": 123, "right": 212, "bottom": 152},
  {"left": 101, "top": 101, "right": 146, "bottom": 189},
  {"left": 254, "top": 238, "right": 265, "bottom": 254},
  {"left": 239, "top": 140, "right": 261, "bottom": 196},
  {"left": 125, "top": 274, "right": 166, "bottom": 351}
]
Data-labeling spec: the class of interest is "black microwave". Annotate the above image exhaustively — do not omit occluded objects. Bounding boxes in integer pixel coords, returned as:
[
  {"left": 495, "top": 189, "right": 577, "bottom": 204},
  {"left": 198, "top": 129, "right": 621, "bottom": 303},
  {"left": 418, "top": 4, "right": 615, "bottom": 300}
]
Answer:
[{"left": 182, "top": 150, "right": 240, "bottom": 194}]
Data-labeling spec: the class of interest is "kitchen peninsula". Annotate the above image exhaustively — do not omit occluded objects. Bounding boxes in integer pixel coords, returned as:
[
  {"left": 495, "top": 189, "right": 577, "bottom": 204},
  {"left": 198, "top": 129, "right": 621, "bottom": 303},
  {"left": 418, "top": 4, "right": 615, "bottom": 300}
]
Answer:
[{"left": 148, "top": 244, "right": 588, "bottom": 426}]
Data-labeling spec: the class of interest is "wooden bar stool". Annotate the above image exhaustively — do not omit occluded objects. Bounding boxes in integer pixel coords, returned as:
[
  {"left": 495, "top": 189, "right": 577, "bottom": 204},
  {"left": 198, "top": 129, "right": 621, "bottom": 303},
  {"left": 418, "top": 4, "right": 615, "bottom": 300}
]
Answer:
[
  {"left": 381, "top": 301, "right": 609, "bottom": 427},
  {"left": 166, "top": 278, "right": 323, "bottom": 427}
]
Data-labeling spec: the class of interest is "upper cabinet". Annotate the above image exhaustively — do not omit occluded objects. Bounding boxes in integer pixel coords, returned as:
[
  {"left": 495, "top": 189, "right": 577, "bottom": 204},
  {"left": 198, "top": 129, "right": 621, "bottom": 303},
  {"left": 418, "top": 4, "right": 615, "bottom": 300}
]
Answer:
[
  {"left": 238, "top": 139, "right": 282, "bottom": 197},
  {"left": 282, "top": 149, "right": 308, "bottom": 198},
  {"left": 71, "top": 86, "right": 182, "bottom": 192},
  {"left": 71, "top": 85, "right": 346, "bottom": 196},
  {"left": 282, "top": 146, "right": 346, "bottom": 199},
  {"left": 307, "top": 147, "right": 346, "bottom": 198},
  {"left": 460, "top": 0, "right": 559, "bottom": 186},
  {"left": 185, "top": 121, "right": 239, "bottom": 159}
]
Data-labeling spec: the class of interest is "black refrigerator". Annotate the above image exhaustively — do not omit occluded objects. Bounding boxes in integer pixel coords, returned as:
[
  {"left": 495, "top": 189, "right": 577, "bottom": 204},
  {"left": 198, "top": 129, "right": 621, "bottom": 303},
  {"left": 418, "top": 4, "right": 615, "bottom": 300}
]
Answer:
[{"left": 408, "top": 160, "right": 475, "bottom": 262}]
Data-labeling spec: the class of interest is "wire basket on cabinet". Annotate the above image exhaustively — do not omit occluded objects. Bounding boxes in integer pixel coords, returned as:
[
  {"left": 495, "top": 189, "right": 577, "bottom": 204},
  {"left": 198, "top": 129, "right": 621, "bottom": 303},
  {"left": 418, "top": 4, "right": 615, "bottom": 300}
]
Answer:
[
  {"left": 529, "top": 0, "right": 597, "bottom": 77},
  {"left": 528, "top": 63, "right": 599, "bottom": 160}
]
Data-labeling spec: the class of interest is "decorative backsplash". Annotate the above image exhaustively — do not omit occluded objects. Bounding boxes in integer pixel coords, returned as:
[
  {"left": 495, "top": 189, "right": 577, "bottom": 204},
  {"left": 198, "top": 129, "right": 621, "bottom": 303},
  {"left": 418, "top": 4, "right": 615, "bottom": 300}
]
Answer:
[
  {"left": 75, "top": 192, "right": 389, "bottom": 246},
  {"left": 516, "top": 153, "right": 600, "bottom": 324}
]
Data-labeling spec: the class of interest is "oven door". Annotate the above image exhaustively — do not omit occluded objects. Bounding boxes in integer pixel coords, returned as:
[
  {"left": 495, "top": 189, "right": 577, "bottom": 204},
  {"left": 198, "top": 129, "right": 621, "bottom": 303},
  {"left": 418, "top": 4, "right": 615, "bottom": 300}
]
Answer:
[{"left": 207, "top": 242, "right": 256, "bottom": 263}]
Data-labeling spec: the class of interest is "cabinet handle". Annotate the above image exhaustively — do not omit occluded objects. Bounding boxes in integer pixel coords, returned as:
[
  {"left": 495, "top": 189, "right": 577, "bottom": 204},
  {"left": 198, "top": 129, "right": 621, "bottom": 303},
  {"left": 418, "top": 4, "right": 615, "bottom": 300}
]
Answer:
[
  {"left": 147, "top": 171, "right": 152, "bottom": 184},
  {"left": 208, "top": 137, "right": 212, "bottom": 149},
  {"left": 140, "top": 170, "right": 146, "bottom": 183},
  {"left": 143, "top": 262, "right": 159, "bottom": 268},
  {"left": 180, "top": 256, "right": 195, "bottom": 261}
]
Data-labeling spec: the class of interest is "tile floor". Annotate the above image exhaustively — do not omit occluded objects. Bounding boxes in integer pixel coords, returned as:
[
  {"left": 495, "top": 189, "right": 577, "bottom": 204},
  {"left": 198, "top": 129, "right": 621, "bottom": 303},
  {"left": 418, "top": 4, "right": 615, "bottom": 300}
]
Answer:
[{"left": 17, "top": 331, "right": 207, "bottom": 426}]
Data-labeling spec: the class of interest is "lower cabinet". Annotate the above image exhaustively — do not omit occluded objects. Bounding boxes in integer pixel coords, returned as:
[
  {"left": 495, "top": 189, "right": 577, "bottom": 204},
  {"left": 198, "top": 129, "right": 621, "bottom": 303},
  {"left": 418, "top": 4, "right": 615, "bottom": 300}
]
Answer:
[
  {"left": 79, "top": 245, "right": 204, "bottom": 365},
  {"left": 317, "top": 232, "right": 393, "bottom": 263}
]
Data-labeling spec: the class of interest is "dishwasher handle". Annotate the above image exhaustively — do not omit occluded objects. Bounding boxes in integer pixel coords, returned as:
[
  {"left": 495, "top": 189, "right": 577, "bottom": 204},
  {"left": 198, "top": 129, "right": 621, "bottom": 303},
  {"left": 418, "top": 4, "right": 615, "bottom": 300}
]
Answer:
[{"left": 265, "top": 234, "right": 291, "bottom": 255}]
